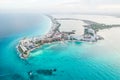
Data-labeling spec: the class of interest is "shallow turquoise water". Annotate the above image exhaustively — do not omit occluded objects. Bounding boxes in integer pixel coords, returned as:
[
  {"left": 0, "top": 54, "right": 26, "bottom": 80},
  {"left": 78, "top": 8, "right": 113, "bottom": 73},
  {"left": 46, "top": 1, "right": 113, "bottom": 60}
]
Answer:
[{"left": 0, "top": 15, "right": 120, "bottom": 80}]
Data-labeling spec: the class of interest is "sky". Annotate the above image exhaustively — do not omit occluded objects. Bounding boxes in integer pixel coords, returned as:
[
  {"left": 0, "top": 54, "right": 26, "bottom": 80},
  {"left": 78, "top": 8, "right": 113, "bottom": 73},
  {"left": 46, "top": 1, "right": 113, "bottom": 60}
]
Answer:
[{"left": 0, "top": 0, "right": 120, "bottom": 14}]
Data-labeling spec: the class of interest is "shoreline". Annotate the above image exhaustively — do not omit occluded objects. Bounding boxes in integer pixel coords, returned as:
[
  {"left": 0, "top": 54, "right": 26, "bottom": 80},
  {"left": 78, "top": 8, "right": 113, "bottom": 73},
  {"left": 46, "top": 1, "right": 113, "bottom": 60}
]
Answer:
[{"left": 18, "top": 15, "right": 116, "bottom": 59}]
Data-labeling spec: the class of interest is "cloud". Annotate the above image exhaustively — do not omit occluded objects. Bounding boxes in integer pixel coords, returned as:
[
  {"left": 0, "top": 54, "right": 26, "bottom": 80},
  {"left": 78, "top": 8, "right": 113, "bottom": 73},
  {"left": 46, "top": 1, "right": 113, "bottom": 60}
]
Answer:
[
  {"left": 97, "top": 4, "right": 120, "bottom": 10},
  {"left": 0, "top": 0, "right": 120, "bottom": 14}
]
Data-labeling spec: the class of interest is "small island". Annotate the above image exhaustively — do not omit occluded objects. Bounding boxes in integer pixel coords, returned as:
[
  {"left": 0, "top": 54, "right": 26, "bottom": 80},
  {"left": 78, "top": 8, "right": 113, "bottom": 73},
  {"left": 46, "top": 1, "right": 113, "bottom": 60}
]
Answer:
[{"left": 17, "top": 15, "right": 120, "bottom": 59}]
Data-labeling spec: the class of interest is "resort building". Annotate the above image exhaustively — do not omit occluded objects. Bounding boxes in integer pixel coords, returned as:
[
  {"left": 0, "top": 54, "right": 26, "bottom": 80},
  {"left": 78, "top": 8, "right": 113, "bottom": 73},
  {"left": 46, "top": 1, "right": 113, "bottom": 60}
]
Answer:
[{"left": 81, "top": 25, "right": 102, "bottom": 42}]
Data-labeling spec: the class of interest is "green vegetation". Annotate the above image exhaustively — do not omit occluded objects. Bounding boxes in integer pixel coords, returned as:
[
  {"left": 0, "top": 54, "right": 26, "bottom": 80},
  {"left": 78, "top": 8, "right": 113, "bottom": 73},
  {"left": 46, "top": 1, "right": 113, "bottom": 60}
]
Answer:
[{"left": 82, "top": 20, "right": 120, "bottom": 31}]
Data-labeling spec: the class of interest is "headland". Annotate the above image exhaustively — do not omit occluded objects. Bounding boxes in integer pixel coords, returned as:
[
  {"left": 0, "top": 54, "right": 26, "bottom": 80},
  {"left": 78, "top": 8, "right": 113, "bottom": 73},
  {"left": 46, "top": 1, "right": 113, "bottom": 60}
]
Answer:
[{"left": 17, "top": 15, "right": 120, "bottom": 59}]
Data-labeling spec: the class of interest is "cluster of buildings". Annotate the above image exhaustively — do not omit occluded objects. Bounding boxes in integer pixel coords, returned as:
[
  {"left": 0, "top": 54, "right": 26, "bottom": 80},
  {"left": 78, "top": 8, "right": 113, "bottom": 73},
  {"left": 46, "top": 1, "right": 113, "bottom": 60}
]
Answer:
[
  {"left": 17, "top": 16, "right": 103, "bottom": 59},
  {"left": 17, "top": 38, "right": 40, "bottom": 58},
  {"left": 17, "top": 16, "right": 75, "bottom": 58},
  {"left": 80, "top": 25, "right": 103, "bottom": 42}
]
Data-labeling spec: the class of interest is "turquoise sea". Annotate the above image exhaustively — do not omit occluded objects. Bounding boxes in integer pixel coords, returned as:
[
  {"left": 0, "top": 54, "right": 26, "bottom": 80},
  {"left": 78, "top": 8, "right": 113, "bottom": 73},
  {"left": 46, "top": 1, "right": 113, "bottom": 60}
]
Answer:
[{"left": 0, "top": 14, "right": 120, "bottom": 80}]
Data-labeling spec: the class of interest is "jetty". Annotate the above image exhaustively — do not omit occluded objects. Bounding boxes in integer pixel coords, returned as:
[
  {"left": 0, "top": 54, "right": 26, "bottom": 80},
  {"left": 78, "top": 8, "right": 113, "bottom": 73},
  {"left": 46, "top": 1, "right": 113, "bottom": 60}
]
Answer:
[{"left": 17, "top": 15, "right": 103, "bottom": 59}]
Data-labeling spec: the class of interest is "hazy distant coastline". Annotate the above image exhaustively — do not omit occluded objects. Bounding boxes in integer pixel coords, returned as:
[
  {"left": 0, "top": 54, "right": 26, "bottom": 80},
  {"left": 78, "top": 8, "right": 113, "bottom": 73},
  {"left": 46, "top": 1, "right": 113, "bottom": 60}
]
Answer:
[{"left": 53, "top": 14, "right": 120, "bottom": 34}]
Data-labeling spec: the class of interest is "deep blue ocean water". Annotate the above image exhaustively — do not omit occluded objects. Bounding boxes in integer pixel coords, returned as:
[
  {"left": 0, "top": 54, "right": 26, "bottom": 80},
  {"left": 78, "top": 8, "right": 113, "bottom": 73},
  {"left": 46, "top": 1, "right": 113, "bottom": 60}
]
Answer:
[{"left": 0, "top": 14, "right": 120, "bottom": 80}]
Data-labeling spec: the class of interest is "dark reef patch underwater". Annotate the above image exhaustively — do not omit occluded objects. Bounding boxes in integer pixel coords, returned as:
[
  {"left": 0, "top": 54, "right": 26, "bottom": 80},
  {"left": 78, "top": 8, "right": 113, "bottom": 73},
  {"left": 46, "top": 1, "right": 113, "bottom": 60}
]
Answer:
[{"left": 1, "top": 14, "right": 120, "bottom": 80}]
